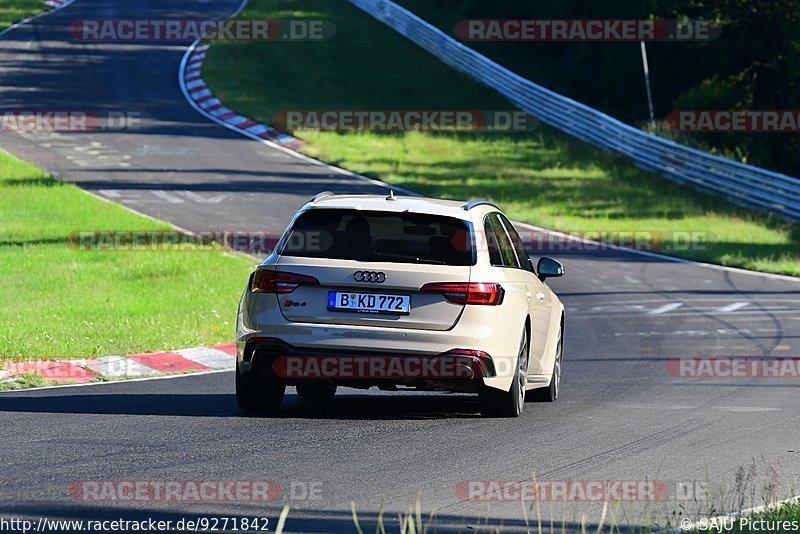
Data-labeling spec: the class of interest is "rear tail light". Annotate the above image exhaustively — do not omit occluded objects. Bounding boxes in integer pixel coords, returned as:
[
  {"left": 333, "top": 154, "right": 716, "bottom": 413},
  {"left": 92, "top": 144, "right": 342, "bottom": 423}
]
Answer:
[
  {"left": 251, "top": 270, "right": 319, "bottom": 294},
  {"left": 420, "top": 282, "right": 504, "bottom": 305}
]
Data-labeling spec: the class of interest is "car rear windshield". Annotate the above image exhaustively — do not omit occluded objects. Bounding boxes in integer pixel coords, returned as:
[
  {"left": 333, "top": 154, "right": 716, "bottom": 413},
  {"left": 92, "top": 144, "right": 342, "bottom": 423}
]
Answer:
[{"left": 279, "top": 208, "right": 475, "bottom": 266}]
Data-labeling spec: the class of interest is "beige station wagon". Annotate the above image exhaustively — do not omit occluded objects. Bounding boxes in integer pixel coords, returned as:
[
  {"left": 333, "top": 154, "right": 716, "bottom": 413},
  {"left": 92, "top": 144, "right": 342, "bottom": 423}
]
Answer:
[{"left": 236, "top": 192, "right": 565, "bottom": 417}]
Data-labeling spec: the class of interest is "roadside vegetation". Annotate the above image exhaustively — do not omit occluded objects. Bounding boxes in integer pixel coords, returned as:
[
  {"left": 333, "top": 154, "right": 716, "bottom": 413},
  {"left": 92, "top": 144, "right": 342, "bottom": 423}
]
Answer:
[
  {"left": 203, "top": 0, "right": 800, "bottom": 276},
  {"left": 246, "top": 497, "right": 800, "bottom": 533},
  {"left": 397, "top": 0, "right": 800, "bottom": 177},
  {"left": 0, "top": 0, "right": 43, "bottom": 30},
  {"left": 0, "top": 150, "right": 255, "bottom": 362},
  {"left": 686, "top": 500, "right": 800, "bottom": 533}
]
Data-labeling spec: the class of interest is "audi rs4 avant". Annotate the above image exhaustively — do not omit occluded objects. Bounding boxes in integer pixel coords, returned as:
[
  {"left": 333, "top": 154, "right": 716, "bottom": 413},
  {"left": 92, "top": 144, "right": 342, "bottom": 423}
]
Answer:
[{"left": 236, "top": 192, "right": 565, "bottom": 417}]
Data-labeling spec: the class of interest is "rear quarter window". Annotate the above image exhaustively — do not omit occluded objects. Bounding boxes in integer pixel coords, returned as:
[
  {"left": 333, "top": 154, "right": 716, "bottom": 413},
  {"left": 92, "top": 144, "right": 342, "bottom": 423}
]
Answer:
[{"left": 484, "top": 213, "right": 520, "bottom": 268}]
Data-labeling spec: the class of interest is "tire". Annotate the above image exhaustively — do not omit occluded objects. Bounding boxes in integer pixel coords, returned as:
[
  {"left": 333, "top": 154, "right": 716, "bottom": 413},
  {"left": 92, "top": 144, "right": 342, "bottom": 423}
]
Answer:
[
  {"left": 526, "top": 326, "right": 562, "bottom": 403},
  {"left": 235, "top": 366, "right": 285, "bottom": 413},
  {"left": 479, "top": 329, "right": 528, "bottom": 417},
  {"left": 296, "top": 382, "right": 337, "bottom": 402}
]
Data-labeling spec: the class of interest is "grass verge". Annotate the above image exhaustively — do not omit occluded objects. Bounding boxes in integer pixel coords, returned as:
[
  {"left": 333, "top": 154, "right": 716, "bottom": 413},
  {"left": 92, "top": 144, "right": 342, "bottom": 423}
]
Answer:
[
  {"left": 203, "top": 0, "right": 800, "bottom": 277},
  {"left": 0, "top": 373, "right": 48, "bottom": 391},
  {"left": 689, "top": 500, "right": 800, "bottom": 533},
  {"left": 0, "top": 0, "right": 43, "bottom": 30},
  {"left": 0, "top": 150, "right": 255, "bottom": 362}
]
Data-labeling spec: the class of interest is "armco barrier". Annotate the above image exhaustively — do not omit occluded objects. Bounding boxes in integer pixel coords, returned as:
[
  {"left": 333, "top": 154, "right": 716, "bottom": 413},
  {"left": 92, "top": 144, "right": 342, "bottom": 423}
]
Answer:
[{"left": 348, "top": 0, "right": 800, "bottom": 222}]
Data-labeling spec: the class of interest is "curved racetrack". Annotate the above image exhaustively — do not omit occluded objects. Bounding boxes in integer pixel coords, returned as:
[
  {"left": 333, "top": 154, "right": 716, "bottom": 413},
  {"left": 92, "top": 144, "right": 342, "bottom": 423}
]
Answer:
[{"left": 1, "top": 1, "right": 799, "bottom": 531}]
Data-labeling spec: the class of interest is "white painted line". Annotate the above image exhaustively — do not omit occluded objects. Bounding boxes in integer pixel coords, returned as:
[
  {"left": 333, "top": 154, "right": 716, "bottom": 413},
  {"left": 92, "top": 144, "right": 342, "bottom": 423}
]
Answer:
[
  {"left": 182, "top": 190, "right": 226, "bottom": 204},
  {"left": 86, "top": 356, "right": 159, "bottom": 378},
  {"left": 174, "top": 347, "right": 235, "bottom": 369},
  {"left": 150, "top": 190, "right": 184, "bottom": 204},
  {"left": 185, "top": 79, "right": 205, "bottom": 90},
  {"left": 98, "top": 189, "right": 122, "bottom": 198},
  {"left": 648, "top": 302, "right": 684, "bottom": 315},
  {"left": 715, "top": 302, "right": 749, "bottom": 313},
  {"left": 716, "top": 406, "right": 779, "bottom": 412}
]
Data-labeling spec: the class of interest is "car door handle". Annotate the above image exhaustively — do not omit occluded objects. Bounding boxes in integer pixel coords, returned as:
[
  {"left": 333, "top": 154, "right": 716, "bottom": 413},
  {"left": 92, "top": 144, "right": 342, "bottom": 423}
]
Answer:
[{"left": 536, "top": 292, "right": 545, "bottom": 302}]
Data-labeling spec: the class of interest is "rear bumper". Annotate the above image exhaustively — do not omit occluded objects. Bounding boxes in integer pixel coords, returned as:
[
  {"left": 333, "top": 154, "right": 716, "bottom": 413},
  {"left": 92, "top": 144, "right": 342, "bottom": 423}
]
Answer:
[
  {"left": 238, "top": 337, "right": 495, "bottom": 392},
  {"left": 237, "top": 288, "right": 530, "bottom": 392}
]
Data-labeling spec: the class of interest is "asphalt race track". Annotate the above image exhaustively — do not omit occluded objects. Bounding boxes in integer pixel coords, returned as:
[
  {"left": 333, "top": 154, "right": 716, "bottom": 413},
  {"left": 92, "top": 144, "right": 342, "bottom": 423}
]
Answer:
[{"left": 1, "top": 1, "right": 799, "bottom": 532}]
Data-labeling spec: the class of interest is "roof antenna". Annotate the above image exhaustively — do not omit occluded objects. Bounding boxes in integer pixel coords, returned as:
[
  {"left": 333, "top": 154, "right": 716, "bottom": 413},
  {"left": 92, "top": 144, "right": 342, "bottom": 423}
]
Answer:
[{"left": 386, "top": 190, "right": 397, "bottom": 201}]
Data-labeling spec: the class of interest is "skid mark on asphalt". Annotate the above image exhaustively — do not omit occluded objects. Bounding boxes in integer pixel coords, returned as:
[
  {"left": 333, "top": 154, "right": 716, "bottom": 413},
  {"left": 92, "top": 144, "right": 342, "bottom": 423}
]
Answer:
[{"left": 535, "top": 423, "right": 703, "bottom": 481}]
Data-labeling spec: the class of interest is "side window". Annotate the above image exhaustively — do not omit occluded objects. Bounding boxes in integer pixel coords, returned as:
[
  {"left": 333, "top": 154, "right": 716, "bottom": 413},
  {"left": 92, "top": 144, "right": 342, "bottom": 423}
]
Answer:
[
  {"left": 485, "top": 213, "right": 520, "bottom": 268},
  {"left": 498, "top": 214, "right": 533, "bottom": 272}
]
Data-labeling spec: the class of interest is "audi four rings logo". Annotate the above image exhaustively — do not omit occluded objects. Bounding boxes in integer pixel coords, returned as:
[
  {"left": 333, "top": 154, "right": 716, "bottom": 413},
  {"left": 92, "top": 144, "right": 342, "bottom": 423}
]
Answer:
[{"left": 354, "top": 271, "right": 386, "bottom": 283}]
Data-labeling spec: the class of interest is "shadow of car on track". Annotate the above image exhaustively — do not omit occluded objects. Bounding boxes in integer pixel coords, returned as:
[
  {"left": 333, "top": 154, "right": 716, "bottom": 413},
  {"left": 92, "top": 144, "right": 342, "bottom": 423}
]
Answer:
[{"left": 0, "top": 391, "right": 483, "bottom": 420}]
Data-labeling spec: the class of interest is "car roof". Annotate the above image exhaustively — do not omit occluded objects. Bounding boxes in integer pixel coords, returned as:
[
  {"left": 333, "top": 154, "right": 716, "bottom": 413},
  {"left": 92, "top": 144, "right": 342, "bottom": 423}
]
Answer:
[{"left": 304, "top": 194, "right": 497, "bottom": 221}]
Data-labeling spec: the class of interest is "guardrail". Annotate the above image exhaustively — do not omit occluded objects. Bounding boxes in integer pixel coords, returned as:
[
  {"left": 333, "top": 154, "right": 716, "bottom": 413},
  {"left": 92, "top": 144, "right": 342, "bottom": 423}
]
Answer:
[{"left": 348, "top": 0, "right": 800, "bottom": 222}]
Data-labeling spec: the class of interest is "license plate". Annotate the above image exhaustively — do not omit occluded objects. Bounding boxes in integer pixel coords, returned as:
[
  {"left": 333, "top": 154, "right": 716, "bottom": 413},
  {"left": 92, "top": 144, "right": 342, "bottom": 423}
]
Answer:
[{"left": 327, "top": 291, "right": 410, "bottom": 315}]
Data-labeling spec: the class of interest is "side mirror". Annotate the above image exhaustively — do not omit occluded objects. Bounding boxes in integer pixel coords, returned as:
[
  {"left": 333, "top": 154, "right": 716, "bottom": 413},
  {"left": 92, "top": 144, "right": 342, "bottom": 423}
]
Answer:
[{"left": 537, "top": 257, "right": 564, "bottom": 282}]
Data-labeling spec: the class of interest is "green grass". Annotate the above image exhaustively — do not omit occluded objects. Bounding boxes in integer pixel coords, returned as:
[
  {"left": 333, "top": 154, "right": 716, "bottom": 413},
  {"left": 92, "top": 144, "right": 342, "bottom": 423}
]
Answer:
[
  {"left": 0, "top": 150, "right": 256, "bottom": 362},
  {"left": 0, "top": 0, "right": 43, "bottom": 30},
  {"left": 687, "top": 500, "right": 800, "bottom": 533},
  {"left": 738, "top": 501, "right": 800, "bottom": 532},
  {"left": 0, "top": 373, "right": 48, "bottom": 391},
  {"left": 203, "top": 0, "right": 800, "bottom": 277}
]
